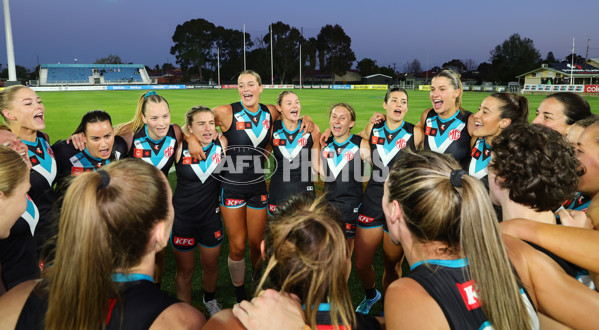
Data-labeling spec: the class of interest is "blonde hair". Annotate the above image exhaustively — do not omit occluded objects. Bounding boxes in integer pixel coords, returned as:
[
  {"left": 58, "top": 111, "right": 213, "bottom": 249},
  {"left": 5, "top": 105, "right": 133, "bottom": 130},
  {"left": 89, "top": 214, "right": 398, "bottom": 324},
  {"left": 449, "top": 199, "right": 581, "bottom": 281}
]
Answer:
[
  {"left": 0, "top": 85, "right": 29, "bottom": 125},
  {"left": 238, "top": 70, "right": 262, "bottom": 85},
  {"left": 433, "top": 69, "right": 463, "bottom": 110},
  {"left": 43, "top": 159, "right": 169, "bottom": 330},
  {"left": 257, "top": 194, "right": 356, "bottom": 330},
  {"left": 0, "top": 146, "right": 29, "bottom": 197},
  {"left": 387, "top": 150, "right": 532, "bottom": 330},
  {"left": 182, "top": 105, "right": 213, "bottom": 136},
  {"left": 115, "top": 91, "right": 170, "bottom": 136}
]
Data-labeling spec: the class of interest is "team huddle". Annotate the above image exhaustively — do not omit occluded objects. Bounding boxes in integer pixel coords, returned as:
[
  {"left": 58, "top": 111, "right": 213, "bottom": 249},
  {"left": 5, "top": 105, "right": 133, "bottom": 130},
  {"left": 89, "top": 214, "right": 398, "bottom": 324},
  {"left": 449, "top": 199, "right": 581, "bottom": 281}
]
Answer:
[{"left": 0, "top": 68, "right": 598, "bottom": 329}]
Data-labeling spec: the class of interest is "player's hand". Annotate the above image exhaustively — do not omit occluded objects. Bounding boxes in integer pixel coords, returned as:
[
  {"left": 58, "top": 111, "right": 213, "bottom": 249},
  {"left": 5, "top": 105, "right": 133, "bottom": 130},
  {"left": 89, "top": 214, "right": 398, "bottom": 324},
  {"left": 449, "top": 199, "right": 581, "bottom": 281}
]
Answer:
[
  {"left": 185, "top": 134, "right": 206, "bottom": 160},
  {"left": 67, "top": 133, "right": 86, "bottom": 151},
  {"left": 557, "top": 209, "right": 593, "bottom": 229},
  {"left": 320, "top": 127, "right": 332, "bottom": 146},
  {"left": 370, "top": 112, "right": 386, "bottom": 124},
  {"left": 300, "top": 115, "right": 314, "bottom": 133},
  {"left": 233, "top": 289, "right": 305, "bottom": 330}
]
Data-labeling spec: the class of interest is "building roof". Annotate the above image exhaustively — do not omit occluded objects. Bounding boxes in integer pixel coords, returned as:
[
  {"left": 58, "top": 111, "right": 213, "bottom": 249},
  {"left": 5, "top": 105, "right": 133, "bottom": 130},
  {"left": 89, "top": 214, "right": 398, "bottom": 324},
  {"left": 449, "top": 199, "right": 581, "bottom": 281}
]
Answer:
[
  {"left": 517, "top": 62, "right": 599, "bottom": 78},
  {"left": 363, "top": 73, "right": 392, "bottom": 79}
]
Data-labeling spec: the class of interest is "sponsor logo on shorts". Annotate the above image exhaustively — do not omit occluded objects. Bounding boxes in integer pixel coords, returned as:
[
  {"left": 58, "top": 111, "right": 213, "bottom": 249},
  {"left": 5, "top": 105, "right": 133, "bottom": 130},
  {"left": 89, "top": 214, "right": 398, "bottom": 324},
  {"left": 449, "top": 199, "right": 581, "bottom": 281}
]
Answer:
[
  {"left": 353, "top": 207, "right": 359, "bottom": 213},
  {"left": 215, "top": 207, "right": 220, "bottom": 214},
  {"left": 261, "top": 195, "right": 267, "bottom": 202},
  {"left": 449, "top": 129, "right": 461, "bottom": 141},
  {"left": 174, "top": 236, "right": 195, "bottom": 246},
  {"left": 358, "top": 214, "right": 374, "bottom": 223},
  {"left": 345, "top": 223, "right": 353, "bottom": 230},
  {"left": 268, "top": 204, "right": 277, "bottom": 213},
  {"left": 214, "top": 230, "right": 222, "bottom": 239},
  {"left": 457, "top": 280, "right": 480, "bottom": 310},
  {"left": 225, "top": 198, "right": 245, "bottom": 206}
]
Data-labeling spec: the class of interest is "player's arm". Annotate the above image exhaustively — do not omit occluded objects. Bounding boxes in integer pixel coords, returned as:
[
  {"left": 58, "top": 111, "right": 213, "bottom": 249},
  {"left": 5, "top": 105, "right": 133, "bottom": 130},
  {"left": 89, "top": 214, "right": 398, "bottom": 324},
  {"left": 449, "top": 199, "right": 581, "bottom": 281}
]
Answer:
[
  {"left": 310, "top": 125, "right": 321, "bottom": 177},
  {"left": 414, "top": 109, "right": 432, "bottom": 149},
  {"left": 360, "top": 138, "right": 372, "bottom": 166},
  {"left": 173, "top": 124, "right": 183, "bottom": 147},
  {"left": 500, "top": 219, "right": 599, "bottom": 274}
]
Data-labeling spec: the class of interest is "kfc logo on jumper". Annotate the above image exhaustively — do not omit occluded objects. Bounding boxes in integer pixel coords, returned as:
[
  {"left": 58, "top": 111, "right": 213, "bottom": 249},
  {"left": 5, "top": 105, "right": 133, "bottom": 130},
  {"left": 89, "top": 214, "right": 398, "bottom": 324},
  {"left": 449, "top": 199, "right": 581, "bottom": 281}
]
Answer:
[
  {"left": 164, "top": 146, "right": 174, "bottom": 158},
  {"left": 358, "top": 214, "right": 374, "bottom": 224},
  {"left": 395, "top": 139, "right": 407, "bottom": 149},
  {"left": 344, "top": 152, "right": 354, "bottom": 161},
  {"left": 457, "top": 280, "right": 481, "bottom": 310},
  {"left": 449, "top": 129, "right": 461, "bottom": 141},
  {"left": 225, "top": 199, "right": 244, "bottom": 206},
  {"left": 262, "top": 119, "right": 270, "bottom": 130},
  {"left": 174, "top": 236, "right": 195, "bottom": 247}
]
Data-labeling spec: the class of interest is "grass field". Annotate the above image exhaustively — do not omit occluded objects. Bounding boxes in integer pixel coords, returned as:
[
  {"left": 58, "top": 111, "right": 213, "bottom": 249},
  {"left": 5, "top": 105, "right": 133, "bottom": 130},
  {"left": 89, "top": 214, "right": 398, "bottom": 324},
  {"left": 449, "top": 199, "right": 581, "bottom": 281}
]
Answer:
[{"left": 31, "top": 89, "right": 599, "bottom": 316}]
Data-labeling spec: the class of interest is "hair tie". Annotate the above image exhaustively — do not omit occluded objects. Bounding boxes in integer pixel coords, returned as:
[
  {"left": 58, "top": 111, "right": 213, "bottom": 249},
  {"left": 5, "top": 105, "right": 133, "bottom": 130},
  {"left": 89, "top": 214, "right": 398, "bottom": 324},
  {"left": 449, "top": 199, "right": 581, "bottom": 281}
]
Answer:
[
  {"left": 98, "top": 170, "right": 111, "bottom": 190},
  {"left": 449, "top": 169, "right": 467, "bottom": 188},
  {"left": 144, "top": 91, "right": 157, "bottom": 99}
]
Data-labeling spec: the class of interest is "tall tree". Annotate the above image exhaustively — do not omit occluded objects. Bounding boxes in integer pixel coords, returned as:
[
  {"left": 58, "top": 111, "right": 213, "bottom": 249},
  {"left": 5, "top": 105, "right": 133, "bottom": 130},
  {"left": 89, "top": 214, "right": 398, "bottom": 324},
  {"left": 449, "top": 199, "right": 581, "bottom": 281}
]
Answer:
[
  {"left": 0, "top": 65, "right": 29, "bottom": 79},
  {"left": 214, "top": 26, "right": 253, "bottom": 81},
  {"left": 564, "top": 53, "right": 585, "bottom": 64},
  {"left": 303, "top": 37, "right": 318, "bottom": 72},
  {"left": 489, "top": 33, "right": 541, "bottom": 83},
  {"left": 356, "top": 58, "right": 379, "bottom": 76},
  {"left": 545, "top": 51, "right": 556, "bottom": 64},
  {"left": 316, "top": 24, "right": 356, "bottom": 78},
  {"left": 263, "top": 22, "right": 304, "bottom": 83},
  {"left": 95, "top": 54, "right": 122, "bottom": 64},
  {"left": 442, "top": 59, "right": 466, "bottom": 73},
  {"left": 170, "top": 18, "right": 217, "bottom": 82},
  {"left": 477, "top": 62, "right": 494, "bottom": 83},
  {"left": 463, "top": 59, "right": 477, "bottom": 71},
  {"left": 403, "top": 59, "right": 422, "bottom": 75}
]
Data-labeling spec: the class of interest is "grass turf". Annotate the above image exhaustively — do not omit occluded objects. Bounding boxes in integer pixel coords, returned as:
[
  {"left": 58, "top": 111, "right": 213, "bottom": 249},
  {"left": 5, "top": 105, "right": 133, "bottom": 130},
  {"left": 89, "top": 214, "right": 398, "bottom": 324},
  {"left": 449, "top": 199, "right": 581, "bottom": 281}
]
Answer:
[{"left": 32, "top": 89, "right": 599, "bottom": 317}]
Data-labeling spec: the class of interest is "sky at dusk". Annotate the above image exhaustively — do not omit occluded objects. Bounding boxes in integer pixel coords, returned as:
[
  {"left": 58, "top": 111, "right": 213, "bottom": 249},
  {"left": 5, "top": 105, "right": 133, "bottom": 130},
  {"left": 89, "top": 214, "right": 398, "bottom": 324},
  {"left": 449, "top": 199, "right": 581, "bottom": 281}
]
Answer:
[{"left": 1, "top": 0, "right": 598, "bottom": 72}]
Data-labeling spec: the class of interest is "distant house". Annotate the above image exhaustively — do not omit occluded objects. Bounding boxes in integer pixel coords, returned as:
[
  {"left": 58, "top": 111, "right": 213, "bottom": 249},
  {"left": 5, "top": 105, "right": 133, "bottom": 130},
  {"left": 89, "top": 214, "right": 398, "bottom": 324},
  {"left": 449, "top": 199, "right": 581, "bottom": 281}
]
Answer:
[
  {"left": 362, "top": 74, "right": 392, "bottom": 85},
  {"left": 516, "top": 63, "right": 599, "bottom": 85},
  {"left": 295, "top": 69, "right": 361, "bottom": 84},
  {"left": 587, "top": 58, "right": 599, "bottom": 69}
]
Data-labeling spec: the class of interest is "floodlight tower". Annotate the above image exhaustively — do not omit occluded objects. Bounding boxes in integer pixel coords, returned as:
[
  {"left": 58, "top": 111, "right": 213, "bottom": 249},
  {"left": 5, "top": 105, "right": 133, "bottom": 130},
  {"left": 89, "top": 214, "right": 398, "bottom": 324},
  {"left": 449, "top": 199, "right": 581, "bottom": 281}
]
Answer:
[{"left": 3, "top": 0, "right": 17, "bottom": 84}]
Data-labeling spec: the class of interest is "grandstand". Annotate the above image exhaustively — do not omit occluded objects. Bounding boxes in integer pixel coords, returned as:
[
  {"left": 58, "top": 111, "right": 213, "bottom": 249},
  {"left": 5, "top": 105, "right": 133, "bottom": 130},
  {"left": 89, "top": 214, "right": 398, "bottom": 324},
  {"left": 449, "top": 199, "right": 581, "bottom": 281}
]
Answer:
[{"left": 39, "top": 64, "right": 151, "bottom": 85}]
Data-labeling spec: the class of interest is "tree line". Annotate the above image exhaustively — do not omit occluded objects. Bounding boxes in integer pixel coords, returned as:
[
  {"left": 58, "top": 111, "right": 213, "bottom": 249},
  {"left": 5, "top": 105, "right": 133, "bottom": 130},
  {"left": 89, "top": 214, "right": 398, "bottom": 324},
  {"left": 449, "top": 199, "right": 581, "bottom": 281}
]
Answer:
[{"left": 168, "top": 19, "right": 356, "bottom": 84}]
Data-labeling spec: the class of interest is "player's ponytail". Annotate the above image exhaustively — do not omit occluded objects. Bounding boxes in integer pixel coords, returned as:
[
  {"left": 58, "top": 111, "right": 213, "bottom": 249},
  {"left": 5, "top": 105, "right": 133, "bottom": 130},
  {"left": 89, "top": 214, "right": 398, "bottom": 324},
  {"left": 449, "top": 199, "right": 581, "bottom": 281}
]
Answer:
[
  {"left": 489, "top": 92, "right": 529, "bottom": 125},
  {"left": 387, "top": 150, "right": 532, "bottom": 330},
  {"left": 44, "top": 159, "right": 169, "bottom": 329}
]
